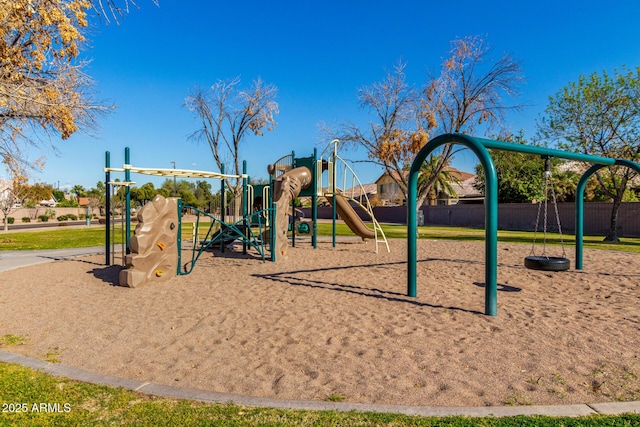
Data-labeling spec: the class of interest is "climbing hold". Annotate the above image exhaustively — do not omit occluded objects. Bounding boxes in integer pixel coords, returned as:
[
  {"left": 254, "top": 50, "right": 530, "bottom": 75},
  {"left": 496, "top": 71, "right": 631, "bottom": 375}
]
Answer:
[
  {"left": 154, "top": 269, "right": 164, "bottom": 277},
  {"left": 157, "top": 242, "right": 166, "bottom": 251}
]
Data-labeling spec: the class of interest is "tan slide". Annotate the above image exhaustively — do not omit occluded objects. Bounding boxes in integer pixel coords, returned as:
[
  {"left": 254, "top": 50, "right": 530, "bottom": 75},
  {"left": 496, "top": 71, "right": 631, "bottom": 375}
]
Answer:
[{"left": 324, "top": 191, "right": 375, "bottom": 240}]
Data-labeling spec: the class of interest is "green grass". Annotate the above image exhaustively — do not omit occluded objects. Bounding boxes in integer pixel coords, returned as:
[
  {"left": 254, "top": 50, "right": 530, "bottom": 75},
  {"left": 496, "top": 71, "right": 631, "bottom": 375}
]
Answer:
[
  {"left": 0, "top": 227, "right": 124, "bottom": 251},
  {"left": 2, "top": 223, "right": 639, "bottom": 254},
  {"left": 316, "top": 223, "right": 640, "bottom": 253},
  {"left": 0, "top": 363, "right": 638, "bottom": 426}
]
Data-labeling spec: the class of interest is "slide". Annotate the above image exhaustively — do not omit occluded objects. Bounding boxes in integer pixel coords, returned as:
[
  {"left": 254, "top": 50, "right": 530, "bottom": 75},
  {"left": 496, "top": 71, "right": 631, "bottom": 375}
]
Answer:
[
  {"left": 271, "top": 166, "right": 313, "bottom": 256},
  {"left": 324, "top": 191, "right": 376, "bottom": 241}
]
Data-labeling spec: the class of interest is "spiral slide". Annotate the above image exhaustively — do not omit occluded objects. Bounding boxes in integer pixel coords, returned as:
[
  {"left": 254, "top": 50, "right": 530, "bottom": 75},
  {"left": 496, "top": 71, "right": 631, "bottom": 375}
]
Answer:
[{"left": 272, "top": 166, "right": 313, "bottom": 256}]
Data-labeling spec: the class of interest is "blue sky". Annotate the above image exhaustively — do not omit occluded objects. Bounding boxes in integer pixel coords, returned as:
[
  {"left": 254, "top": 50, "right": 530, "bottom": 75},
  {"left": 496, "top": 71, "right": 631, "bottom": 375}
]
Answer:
[{"left": 13, "top": 0, "right": 640, "bottom": 191}]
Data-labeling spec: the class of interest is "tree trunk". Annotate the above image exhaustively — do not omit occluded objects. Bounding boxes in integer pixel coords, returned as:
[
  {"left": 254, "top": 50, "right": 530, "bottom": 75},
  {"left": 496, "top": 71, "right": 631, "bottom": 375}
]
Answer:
[{"left": 604, "top": 196, "right": 623, "bottom": 242}]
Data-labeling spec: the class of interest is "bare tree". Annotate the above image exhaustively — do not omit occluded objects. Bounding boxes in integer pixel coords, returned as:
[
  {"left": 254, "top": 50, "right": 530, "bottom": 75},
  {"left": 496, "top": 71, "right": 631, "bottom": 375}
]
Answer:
[
  {"left": 335, "top": 36, "right": 524, "bottom": 208},
  {"left": 185, "top": 77, "right": 279, "bottom": 196},
  {"left": 336, "top": 62, "right": 426, "bottom": 200},
  {"left": 91, "top": 0, "right": 159, "bottom": 24},
  {"left": 0, "top": 158, "right": 35, "bottom": 231}
]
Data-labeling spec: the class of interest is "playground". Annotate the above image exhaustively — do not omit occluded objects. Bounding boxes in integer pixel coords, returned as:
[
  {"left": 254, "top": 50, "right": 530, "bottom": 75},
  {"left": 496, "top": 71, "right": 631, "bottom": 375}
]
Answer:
[
  {"left": 1, "top": 134, "right": 639, "bottom": 407},
  {"left": 0, "top": 237, "right": 639, "bottom": 407}
]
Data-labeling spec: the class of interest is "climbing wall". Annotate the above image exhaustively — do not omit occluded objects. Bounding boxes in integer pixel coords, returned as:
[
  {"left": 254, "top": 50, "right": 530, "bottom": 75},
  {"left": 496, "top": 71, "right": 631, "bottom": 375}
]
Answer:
[{"left": 119, "top": 195, "right": 179, "bottom": 288}]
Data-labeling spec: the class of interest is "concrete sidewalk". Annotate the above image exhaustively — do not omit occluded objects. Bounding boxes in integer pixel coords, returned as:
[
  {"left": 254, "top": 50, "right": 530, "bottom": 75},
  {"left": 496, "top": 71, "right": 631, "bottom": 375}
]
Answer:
[{"left": 0, "top": 246, "right": 105, "bottom": 272}]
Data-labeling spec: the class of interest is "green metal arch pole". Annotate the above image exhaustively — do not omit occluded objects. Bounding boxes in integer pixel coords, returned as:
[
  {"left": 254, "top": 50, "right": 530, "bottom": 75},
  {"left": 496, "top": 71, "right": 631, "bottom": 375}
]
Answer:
[
  {"left": 332, "top": 143, "right": 337, "bottom": 248},
  {"left": 125, "top": 147, "right": 131, "bottom": 253},
  {"left": 242, "top": 161, "right": 248, "bottom": 255},
  {"left": 220, "top": 165, "right": 225, "bottom": 254},
  {"left": 575, "top": 159, "right": 640, "bottom": 270},
  {"left": 407, "top": 133, "right": 499, "bottom": 316},
  {"left": 575, "top": 164, "right": 605, "bottom": 270},
  {"left": 105, "top": 151, "right": 111, "bottom": 265},
  {"left": 312, "top": 148, "right": 318, "bottom": 249}
]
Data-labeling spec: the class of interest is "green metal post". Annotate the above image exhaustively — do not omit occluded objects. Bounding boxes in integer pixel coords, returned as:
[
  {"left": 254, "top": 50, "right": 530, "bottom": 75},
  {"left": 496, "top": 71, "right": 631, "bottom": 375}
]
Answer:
[
  {"left": 291, "top": 151, "right": 296, "bottom": 248},
  {"left": 332, "top": 143, "right": 337, "bottom": 248},
  {"left": 105, "top": 151, "right": 111, "bottom": 265},
  {"left": 312, "top": 148, "right": 318, "bottom": 249},
  {"left": 242, "top": 161, "right": 248, "bottom": 255},
  {"left": 220, "top": 164, "right": 225, "bottom": 254},
  {"left": 269, "top": 173, "right": 276, "bottom": 262},
  {"left": 575, "top": 164, "right": 603, "bottom": 270},
  {"left": 124, "top": 147, "right": 131, "bottom": 253},
  {"left": 177, "top": 198, "right": 182, "bottom": 275}
]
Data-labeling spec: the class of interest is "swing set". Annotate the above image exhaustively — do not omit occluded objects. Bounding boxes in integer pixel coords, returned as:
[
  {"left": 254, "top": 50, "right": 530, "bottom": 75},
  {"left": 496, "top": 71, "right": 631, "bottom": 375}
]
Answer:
[{"left": 407, "top": 133, "right": 640, "bottom": 316}]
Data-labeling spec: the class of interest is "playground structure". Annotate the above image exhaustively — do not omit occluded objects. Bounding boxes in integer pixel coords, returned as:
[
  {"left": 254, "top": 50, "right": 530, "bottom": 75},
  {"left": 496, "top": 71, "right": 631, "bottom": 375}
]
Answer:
[
  {"left": 105, "top": 140, "right": 387, "bottom": 287},
  {"left": 267, "top": 140, "right": 389, "bottom": 256},
  {"left": 105, "top": 148, "right": 270, "bottom": 287},
  {"left": 406, "top": 133, "right": 640, "bottom": 316}
]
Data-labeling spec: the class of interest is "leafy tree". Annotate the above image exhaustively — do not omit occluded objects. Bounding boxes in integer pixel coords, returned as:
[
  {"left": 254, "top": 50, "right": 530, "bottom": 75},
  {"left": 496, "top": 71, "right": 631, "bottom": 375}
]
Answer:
[
  {"left": 71, "top": 185, "right": 87, "bottom": 200},
  {"left": 25, "top": 183, "right": 55, "bottom": 207},
  {"left": 335, "top": 36, "right": 523, "bottom": 208},
  {"left": 130, "top": 182, "right": 157, "bottom": 207},
  {"left": 52, "top": 189, "right": 65, "bottom": 203},
  {"left": 193, "top": 180, "right": 214, "bottom": 208},
  {"left": 185, "top": 77, "right": 278, "bottom": 199},
  {"left": 86, "top": 181, "right": 106, "bottom": 214},
  {"left": 1, "top": 0, "right": 110, "bottom": 168},
  {"left": 474, "top": 132, "right": 579, "bottom": 203},
  {"left": 537, "top": 67, "right": 640, "bottom": 242}
]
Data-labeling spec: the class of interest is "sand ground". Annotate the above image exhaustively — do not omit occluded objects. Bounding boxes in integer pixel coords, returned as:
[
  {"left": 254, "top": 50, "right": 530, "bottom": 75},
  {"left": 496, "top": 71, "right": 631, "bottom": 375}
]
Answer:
[{"left": 0, "top": 238, "right": 638, "bottom": 407}]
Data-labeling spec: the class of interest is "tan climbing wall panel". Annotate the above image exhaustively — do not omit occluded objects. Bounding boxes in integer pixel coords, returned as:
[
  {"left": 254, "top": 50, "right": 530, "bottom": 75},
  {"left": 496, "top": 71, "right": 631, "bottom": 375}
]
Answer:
[{"left": 119, "top": 195, "right": 179, "bottom": 288}]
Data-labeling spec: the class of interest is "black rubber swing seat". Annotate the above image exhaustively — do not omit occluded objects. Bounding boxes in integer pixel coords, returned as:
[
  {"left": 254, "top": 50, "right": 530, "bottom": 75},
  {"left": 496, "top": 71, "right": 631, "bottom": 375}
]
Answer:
[{"left": 524, "top": 256, "right": 570, "bottom": 271}]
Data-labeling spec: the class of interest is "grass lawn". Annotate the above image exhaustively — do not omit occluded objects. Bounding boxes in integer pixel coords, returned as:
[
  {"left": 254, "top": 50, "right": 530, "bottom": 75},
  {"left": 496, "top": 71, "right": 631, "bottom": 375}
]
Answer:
[
  {"left": 1, "top": 223, "right": 639, "bottom": 253},
  {"left": 0, "top": 361, "right": 638, "bottom": 426},
  {"left": 1, "top": 224, "right": 639, "bottom": 425}
]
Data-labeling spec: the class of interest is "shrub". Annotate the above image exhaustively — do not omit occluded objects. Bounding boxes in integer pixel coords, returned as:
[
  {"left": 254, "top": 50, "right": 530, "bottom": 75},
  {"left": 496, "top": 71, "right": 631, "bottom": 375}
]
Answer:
[
  {"left": 7, "top": 217, "right": 14, "bottom": 224},
  {"left": 67, "top": 214, "right": 78, "bottom": 221},
  {"left": 21, "top": 217, "right": 31, "bottom": 223},
  {"left": 56, "top": 215, "right": 68, "bottom": 221},
  {"left": 38, "top": 215, "right": 49, "bottom": 222},
  {"left": 78, "top": 214, "right": 85, "bottom": 220}
]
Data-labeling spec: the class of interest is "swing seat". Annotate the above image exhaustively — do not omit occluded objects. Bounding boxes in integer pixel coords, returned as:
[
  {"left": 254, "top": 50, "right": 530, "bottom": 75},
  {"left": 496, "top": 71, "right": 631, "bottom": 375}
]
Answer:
[{"left": 524, "top": 256, "right": 570, "bottom": 271}]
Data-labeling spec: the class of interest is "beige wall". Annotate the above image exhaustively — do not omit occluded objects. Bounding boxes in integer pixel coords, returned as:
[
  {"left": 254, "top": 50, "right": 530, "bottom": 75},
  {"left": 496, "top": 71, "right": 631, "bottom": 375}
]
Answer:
[
  {"left": 376, "top": 175, "right": 404, "bottom": 205},
  {"left": 1, "top": 207, "right": 95, "bottom": 221}
]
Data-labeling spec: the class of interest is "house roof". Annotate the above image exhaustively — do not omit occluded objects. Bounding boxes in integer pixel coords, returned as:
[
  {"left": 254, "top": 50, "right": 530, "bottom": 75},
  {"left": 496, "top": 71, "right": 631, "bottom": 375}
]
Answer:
[
  {"left": 375, "top": 166, "right": 475, "bottom": 184},
  {"left": 342, "top": 183, "right": 377, "bottom": 195},
  {"left": 450, "top": 176, "right": 483, "bottom": 198}
]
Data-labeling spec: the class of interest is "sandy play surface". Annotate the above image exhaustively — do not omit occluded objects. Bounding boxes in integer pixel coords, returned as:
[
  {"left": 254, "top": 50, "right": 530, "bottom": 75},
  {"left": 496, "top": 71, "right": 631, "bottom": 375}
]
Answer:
[{"left": 0, "top": 238, "right": 639, "bottom": 407}]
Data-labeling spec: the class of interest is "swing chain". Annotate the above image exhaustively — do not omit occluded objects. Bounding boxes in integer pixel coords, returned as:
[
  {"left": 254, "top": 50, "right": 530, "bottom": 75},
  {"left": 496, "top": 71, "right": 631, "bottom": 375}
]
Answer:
[{"left": 530, "top": 156, "right": 566, "bottom": 258}]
